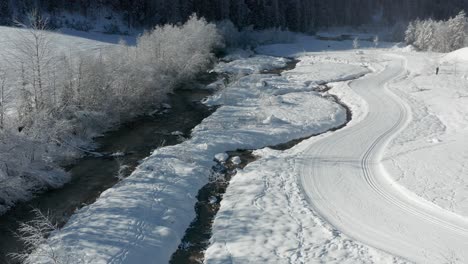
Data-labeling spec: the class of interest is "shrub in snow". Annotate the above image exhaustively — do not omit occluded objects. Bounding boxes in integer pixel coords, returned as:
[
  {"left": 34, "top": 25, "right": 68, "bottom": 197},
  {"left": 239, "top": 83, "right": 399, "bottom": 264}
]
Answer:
[{"left": 10, "top": 209, "right": 86, "bottom": 264}]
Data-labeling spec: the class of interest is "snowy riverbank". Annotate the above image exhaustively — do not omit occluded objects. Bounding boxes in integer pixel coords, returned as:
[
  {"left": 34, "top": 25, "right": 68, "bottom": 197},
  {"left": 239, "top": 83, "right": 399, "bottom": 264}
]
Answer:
[
  {"left": 25, "top": 33, "right": 468, "bottom": 264},
  {"left": 28, "top": 41, "right": 369, "bottom": 263},
  {"left": 205, "top": 38, "right": 410, "bottom": 264},
  {"left": 0, "top": 16, "right": 221, "bottom": 216},
  {"left": 205, "top": 37, "right": 468, "bottom": 263}
]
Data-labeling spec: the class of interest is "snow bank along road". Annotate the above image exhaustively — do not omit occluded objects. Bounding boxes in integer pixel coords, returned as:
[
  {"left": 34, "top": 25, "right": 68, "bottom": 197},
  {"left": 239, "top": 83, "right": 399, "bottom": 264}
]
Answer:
[{"left": 299, "top": 55, "right": 468, "bottom": 263}]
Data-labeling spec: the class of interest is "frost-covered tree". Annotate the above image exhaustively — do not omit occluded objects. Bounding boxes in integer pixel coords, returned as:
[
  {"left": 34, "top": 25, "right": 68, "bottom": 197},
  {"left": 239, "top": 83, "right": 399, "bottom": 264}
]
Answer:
[
  {"left": 416, "top": 19, "right": 437, "bottom": 51},
  {"left": 0, "top": 14, "right": 224, "bottom": 214},
  {"left": 404, "top": 21, "right": 417, "bottom": 45},
  {"left": 406, "top": 11, "right": 468, "bottom": 52},
  {"left": 353, "top": 37, "right": 360, "bottom": 49},
  {"left": 9, "top": 209, "right": 58, "bottom": 263},
  {"left": 9, "top": 208, "right": 88, "bottom": 264},
  {"left": 9, "top": 10, "right": 56, "bottom": 112},
  {"left": 446, "top": 11, "right": 467, "bottom": 51},
  {"left": 373, "top": 35, "right": 379, "bottom": 48}
]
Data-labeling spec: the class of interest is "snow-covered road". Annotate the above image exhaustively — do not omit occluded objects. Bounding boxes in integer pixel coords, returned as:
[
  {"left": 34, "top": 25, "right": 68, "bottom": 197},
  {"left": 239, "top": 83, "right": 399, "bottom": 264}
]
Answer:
[{"left": 299, "top": 56, "right": 468, "bottom": 263}]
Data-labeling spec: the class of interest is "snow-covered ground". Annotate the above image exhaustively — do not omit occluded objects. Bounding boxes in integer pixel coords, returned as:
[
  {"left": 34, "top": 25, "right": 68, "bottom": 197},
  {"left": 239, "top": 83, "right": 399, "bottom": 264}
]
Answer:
[
  {"left": 207, "top": 36, "right": 468, "bottom": 264},
  {"left": 206, "top": 37, "right": 409, "bottom": 264},
  {"left": 205, "top": 81, "right": 406, "bottom": 264},
  {"left": 213, "top": 54, "right": 289, "bottom": 75},
  {"left": 28, "top": 38, "right": 376, "bottom": 263},
  {"left": 384, "top": 48, "right": 468, "bottom": 217},
  {"left": 25, "top": 33, "right": 468, "bottom": 263}
]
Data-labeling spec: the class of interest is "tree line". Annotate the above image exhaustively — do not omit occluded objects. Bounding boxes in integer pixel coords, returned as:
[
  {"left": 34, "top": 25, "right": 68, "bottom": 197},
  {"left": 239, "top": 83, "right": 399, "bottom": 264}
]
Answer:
[
  {"left": 1, "top": 0, "right": 468, "bottom": 32},
  {"left": 405, "top": 11, "right": 467, "bottom": 52}
]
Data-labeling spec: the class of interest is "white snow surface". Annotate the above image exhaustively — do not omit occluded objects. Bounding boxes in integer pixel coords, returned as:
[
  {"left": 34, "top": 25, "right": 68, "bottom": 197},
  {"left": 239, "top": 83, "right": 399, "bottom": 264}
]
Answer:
[
  {"left": 383, "top": 50, "right": 468, "bottom": 218},
  {"left": 207, "top": 40, "right": 468, "bottom": 264},
  {"left": 31, "top": 53, "right": 370, "bottom": 263},
  {"left": 28, "top": 33, "right": 468, "bottom": 264},
  {"left": 214, "top": 153, "right": 229, "bottom": 163},
  {"left": 213, "top": 55, "right": 289, "bottom": 75},
  {"left": 205, "top": 80, "right": 406, "bottom": 264},
  {"left": 441, "top": 47, "right": 468, "bottom": 62}
]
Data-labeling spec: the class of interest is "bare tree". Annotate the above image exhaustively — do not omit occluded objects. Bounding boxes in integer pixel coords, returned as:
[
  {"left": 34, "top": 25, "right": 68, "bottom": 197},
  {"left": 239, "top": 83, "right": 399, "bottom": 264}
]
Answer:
[{"left": 8, "top": 10, "right": 56, "bottom": 112}]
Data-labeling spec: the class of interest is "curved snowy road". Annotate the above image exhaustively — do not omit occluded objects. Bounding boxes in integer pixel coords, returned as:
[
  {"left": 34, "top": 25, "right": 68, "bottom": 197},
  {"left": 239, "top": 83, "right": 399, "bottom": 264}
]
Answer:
[{"left": 299, "top": 56, "right": 468, "bottom": 263}]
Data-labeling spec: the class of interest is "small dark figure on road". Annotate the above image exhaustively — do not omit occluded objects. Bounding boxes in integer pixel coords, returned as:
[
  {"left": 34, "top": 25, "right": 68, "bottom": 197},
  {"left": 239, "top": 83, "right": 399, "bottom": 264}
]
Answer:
[{"left": 436, "top": 67, "right": 439, "bottom": 75}]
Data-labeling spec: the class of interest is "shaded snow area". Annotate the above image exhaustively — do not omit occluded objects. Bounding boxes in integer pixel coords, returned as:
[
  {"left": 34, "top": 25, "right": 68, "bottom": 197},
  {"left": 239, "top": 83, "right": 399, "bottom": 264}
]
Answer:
[
  {"left": 384, "top": 50, "right": 468, "bottom": 217},
  {"left": 29, "top": 53, "right": 369, "bottom": 263}
]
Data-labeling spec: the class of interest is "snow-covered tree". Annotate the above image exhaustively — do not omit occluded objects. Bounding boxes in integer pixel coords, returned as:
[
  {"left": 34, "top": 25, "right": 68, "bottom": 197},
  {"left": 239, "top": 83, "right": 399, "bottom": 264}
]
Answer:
[
  {"left": 353, "top": 37, "right": 360, "bottom": 49},
  {"left": 0, "top": 13, "right": 224, "bottom": 214},
  {"left": 9, "top": 10, "right": 56, "bottom": 112},
  {"left": 446, "top": 11, "right": 467, "bottom": 51},
  {"left": 404, "top": 21, "right": 417, "bottom": 45},
  {"left": 373, "top": 35, "right": 379, "bottom": 48},
  {"left": 406, "top": 11, "right": 468, "bottom": 52}
]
